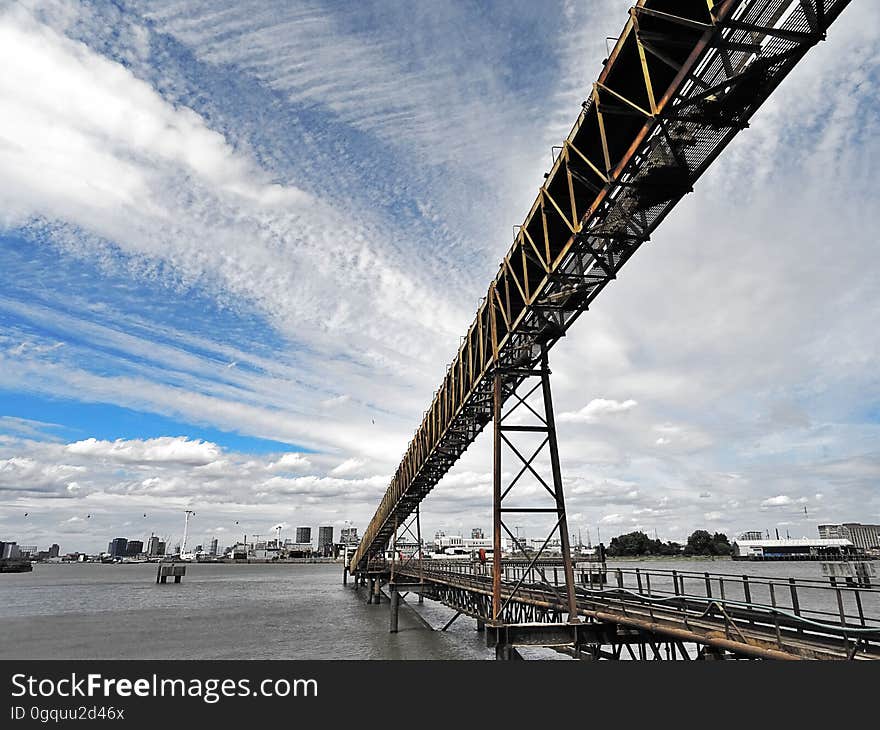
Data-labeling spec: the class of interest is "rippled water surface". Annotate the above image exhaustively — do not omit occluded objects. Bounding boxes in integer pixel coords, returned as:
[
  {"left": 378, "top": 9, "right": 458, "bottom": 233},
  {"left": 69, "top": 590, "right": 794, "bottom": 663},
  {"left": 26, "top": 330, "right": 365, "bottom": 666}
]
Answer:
[{"left": 1, "top": 559, "right": 874, "bottom": 659}]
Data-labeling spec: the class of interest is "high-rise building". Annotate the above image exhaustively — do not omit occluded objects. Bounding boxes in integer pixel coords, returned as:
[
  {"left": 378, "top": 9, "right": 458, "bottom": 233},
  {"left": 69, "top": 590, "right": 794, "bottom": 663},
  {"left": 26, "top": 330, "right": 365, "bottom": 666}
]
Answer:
[
  {"left": 296, "top": 527, "right": 312, "bottom": 545},
  {"left": 341, "top": 527, "right": 359, "bottom": 544},
  {"left": 126, "top": 540, "right": 143, "bottom": 557},
  {"left": 48, "top": 544, "right": 60, "bottom": 559},
  {"left": 109, "top": 538, "right": 127, "bottom": 558},
  {"left": 318, "top": 526, "right": 334, "bottom": 557},
  {"left": 819, "top": 523, "right": 880, "bottom": 550},
  {"left": 471, "top": 528, "right": 485, "bottom": 540},
  {"left": 146, "top": 535, "right": 161, "bottom": 557},
  {"left": 1, "top": 541, "right": 19, "bottom": 559},
  {"left": 156, "top": 541, "right": 166, "bottom": 557},
  {"left": 209, "top": 538, "right": 218, "bottom": 556},
  {"left": 843, "top": 524, "right": 880, "bottom": 551}
]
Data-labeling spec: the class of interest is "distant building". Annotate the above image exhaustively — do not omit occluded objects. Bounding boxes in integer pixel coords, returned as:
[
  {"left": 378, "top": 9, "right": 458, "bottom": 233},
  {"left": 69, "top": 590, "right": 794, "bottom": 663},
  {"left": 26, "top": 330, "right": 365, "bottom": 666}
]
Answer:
[
  {"left": 433, "top": 534, "right": 492, "bottom": 553},
  {"left": 1, "top": 541, "right": 19, "bottom": 559},
  {"left": 819, "top": 523, "right": 880, "bottom": 551},
  {"left": 48, "top": 544, "right": 60, "bottom": 559},
  {"left": 146, "top": 535, "right": 161, "bottom": 557},
  {"left": 156, "top": 541, "right": 166, "bottom": 557},
  {"left": 471, "top": 528, "right": 485, "bottom": 540},
  {"left": 295, "top": 527, "right": 312, "bottom": 545},
  {"left": 732, "top": 538, "right": 855, "bottom": 561},
  {"left": 842, "top": 524, "right": 880, "bottom": 551},
  {"left": 18, "top": 545, "right": 37, "bottom": 558},
  {"left": 109, "top": 538, "right": 128, "bottom": 559},
  {"left": 318, "top": 526, "right": 333, "bottom": 556},
  {"left": 341, "top": 527, "right": 359, "bottom": 544},
  {"left": 126, "top": 540, "right": 143, "bottom": 557},
  {"left": 738, "top": 531, "right": 764, "bottom": 541},
  {"left": 286, "top": 542, "right": 313, "bottom": 557},
  {"left": 435, "top": 534, "right": 463, "bottom": 551},
  {"left": 209, "top": 538, "right": 218, "bottom": 556},
  {"left": 251, "top": 543, "right": 279, "bottom": 560}
]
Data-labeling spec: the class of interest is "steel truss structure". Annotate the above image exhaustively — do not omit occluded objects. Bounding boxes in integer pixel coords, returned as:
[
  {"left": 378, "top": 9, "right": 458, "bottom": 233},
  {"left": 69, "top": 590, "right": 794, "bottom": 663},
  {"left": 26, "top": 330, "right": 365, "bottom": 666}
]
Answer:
[
  {"left": 389, "top": 561, "right": 880, "bottom": 660},
  {"left": 490, "top": 348, "right": 578, "bottom": 622},
  {"left": 350, "top": 0, "right": 853, "bottom": 584}
]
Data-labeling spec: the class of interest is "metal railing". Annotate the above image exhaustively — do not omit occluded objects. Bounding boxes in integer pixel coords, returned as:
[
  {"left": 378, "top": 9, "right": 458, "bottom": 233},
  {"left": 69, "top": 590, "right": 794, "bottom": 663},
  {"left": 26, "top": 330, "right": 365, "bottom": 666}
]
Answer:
[{"left": 400, "top": 560, "right": 880, "bottom": 657}]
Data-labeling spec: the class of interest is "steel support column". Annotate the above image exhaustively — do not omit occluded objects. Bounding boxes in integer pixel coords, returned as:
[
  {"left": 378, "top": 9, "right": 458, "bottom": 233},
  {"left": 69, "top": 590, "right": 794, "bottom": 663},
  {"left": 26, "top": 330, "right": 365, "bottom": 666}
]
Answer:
[
  {"left": 490, "top": 347, "right": 579, "bottom": 624},
  {"left": 540, "top": 345, "right": 579, "bottom": 622},
  {"left": 492, "top": 372, "right": 503, "bottom": 621},
  {"left": 416, "top": 504, "right": 424, "bottom": 604}
]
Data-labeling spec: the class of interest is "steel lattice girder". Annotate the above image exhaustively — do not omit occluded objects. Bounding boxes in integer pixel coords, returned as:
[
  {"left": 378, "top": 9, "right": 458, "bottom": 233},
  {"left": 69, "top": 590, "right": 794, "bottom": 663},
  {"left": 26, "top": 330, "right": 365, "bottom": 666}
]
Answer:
[{"left": 350, "top": 0, "right": 852, "bottom": 571}]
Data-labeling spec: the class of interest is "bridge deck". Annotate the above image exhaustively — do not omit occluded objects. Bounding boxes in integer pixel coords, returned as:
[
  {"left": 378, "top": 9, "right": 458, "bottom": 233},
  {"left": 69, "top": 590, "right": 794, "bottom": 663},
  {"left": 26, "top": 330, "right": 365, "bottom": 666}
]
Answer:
[{"left": 389, "top": 562, "right": 880, "bottom": 660}]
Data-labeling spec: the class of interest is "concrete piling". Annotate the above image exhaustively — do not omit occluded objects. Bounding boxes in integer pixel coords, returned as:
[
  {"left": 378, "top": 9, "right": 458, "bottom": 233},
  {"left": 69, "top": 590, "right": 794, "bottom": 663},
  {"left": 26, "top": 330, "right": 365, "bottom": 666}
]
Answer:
[
  {"left": 389, "top": 586, "right": 400, "bottom": 633},
  {"left": 373, "top": 576, "right": 382, "bottom": 604}
]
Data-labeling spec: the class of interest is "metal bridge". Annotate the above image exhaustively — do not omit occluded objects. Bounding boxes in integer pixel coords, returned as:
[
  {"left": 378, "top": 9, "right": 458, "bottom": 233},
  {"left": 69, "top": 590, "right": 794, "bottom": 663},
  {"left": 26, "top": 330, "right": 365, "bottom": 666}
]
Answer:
[
  {"left": 346, "top": 0, "right": 868, "bottom": 659},
  {"left": 379, "top": 560, "right": 880, "bottom": 660}
]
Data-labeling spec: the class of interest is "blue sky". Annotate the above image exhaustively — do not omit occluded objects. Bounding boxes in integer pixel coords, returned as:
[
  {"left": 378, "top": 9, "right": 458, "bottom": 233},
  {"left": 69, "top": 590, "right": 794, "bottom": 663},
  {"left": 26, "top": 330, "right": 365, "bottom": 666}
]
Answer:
[{"left": 1, "top": 0, "right": 879, "bottom": 553}]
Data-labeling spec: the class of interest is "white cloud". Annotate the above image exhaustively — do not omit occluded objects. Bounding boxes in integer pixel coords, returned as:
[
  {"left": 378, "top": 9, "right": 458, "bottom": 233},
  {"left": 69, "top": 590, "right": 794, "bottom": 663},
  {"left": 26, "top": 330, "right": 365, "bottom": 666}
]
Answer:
[
  {"left": 330, "top": 458, "right": 367, "bottom": 477},
  {"left": 559, "top": 398, "right": 637, "bottom": 424},
  {"left": 0, "top": 456, "right": 84, "bottom": 495},
  {"left": 268, "top": 453, "right": 311, "bottom": 472},
  {"left": 66, "top": 437, "right": 221, "bottom": 466},
  {"left": 761, "top": 495, "right": 793, "bottom": 508}
]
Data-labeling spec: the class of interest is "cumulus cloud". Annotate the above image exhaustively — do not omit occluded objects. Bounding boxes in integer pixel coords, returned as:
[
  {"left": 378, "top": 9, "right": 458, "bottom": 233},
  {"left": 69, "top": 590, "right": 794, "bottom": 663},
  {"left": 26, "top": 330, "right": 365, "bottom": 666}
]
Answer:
[
  {"left": 66, "top": 437, "right": 221, "bottom": 466},
  {"left": 330, "top": 458, "right": 367, "bottom": 477},
  {"left": 268, "top": 453, "right": 311, "bottom": 472},
  {"left": 0, "top": 456, "right": 84, "bottom": 495}
]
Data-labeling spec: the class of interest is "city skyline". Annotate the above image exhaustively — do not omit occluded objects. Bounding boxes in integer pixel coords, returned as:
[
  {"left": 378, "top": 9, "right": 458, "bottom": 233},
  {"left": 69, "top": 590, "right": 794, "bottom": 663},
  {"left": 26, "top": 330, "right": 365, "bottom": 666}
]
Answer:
[
  {"left": 6, "top": 518, "right": 880, "bottom": 558},
  {"left": 1, "top": 1, "right": 879, "bottom": 553}
]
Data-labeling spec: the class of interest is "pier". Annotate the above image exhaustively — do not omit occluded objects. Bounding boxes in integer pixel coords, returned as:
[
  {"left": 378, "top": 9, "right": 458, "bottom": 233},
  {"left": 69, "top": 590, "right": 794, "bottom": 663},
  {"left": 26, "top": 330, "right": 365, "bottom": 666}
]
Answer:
[{"left": 354, "top": 559, "right": 880, "bottom": 660}]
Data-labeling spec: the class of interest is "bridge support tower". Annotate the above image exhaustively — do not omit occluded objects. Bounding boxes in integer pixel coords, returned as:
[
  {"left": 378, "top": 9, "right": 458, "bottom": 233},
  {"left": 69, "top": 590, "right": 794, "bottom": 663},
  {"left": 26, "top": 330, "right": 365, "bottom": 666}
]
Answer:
[{"left": 490, "top": 343, "right": 580, "bottom": 656}]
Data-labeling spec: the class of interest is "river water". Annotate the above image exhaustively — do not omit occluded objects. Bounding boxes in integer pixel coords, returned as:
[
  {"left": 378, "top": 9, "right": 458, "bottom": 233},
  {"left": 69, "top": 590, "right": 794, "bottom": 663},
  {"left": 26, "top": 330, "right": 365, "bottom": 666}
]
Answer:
[
  {"left": 0, "top": 559, "right": 874, "bottom": 659},
  {"left": 0, "top": 562, "right": 491, "bottom": 660}
]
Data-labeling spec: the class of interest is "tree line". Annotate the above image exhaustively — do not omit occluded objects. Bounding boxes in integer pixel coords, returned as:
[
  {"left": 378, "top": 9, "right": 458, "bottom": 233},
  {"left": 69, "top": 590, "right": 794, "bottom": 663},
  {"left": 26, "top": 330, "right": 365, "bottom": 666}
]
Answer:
[{"left": 604, "top": 529, "right": 731, "bottom": 557}]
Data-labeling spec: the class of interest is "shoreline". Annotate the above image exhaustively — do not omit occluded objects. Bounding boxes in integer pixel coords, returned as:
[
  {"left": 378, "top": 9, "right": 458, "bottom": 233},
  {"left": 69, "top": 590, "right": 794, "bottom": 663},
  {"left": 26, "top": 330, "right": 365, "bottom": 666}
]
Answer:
[{"left": 606, "top": 555, "right": 732, "bottom": 562}]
